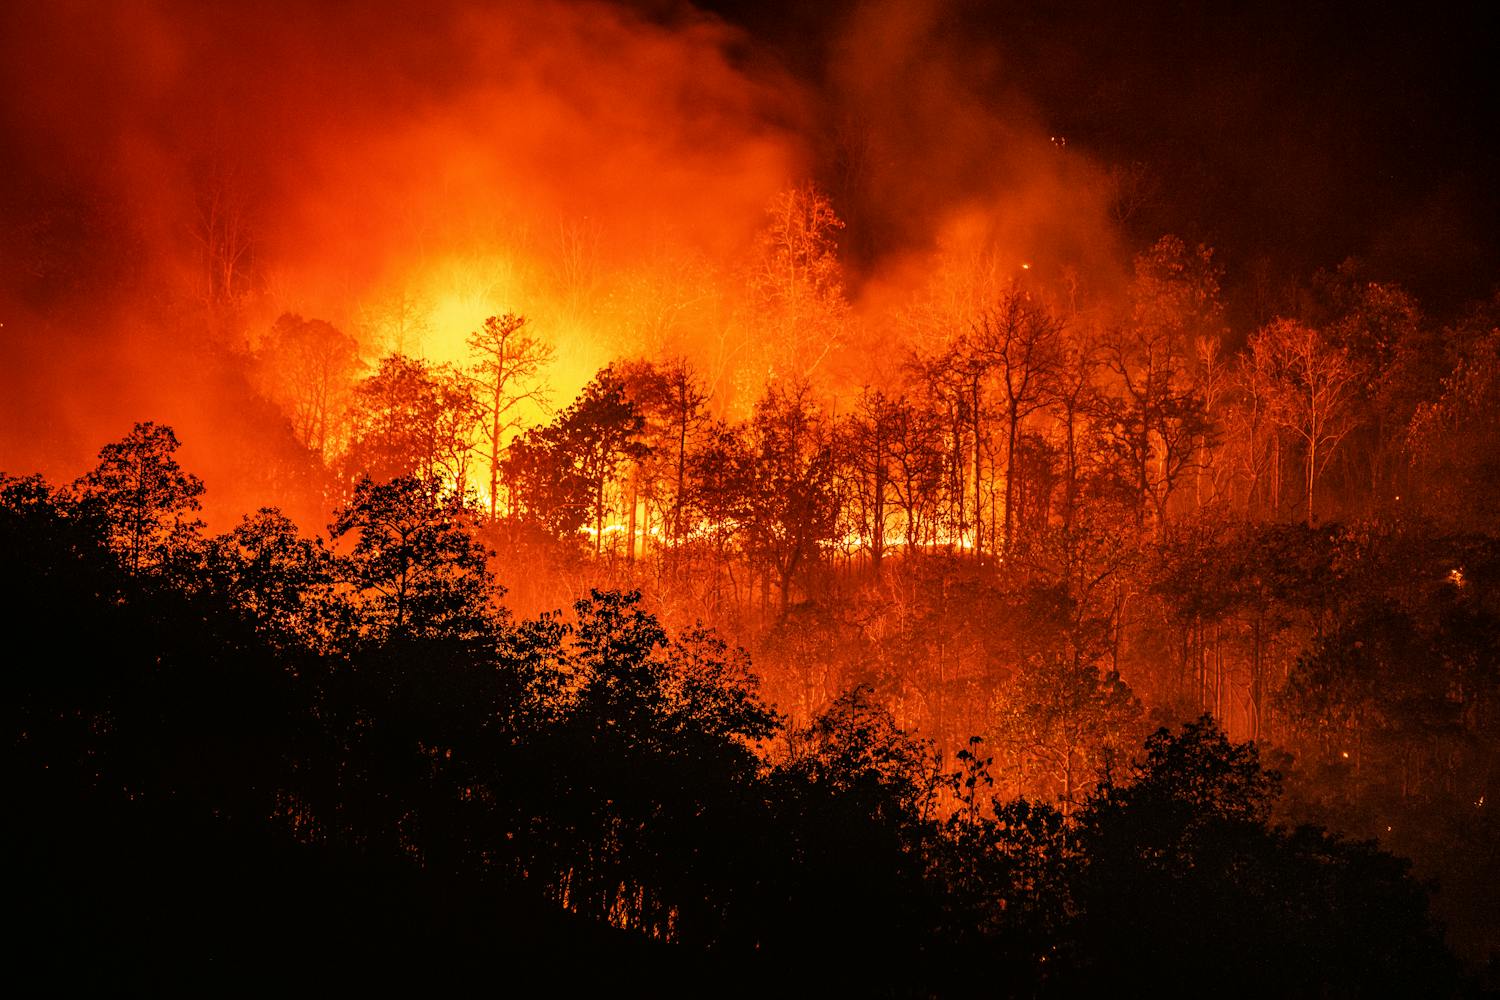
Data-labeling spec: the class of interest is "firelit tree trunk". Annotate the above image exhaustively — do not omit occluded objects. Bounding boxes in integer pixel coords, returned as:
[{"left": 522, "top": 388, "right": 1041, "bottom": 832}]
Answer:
[
  {"left": 971, "top": 378, "right": 984, "bottom": 562},
  {"left": 465, "top": 313, "right": 553, "bottom": 521},
  {"left": 673, "top": 389, "right": 688, "bottom": 548},
  {"left": 594, "top": 476, "right": 606, "bottom": 558},
  {"left": 871, "top": 451, "right": 887, "bottom": 575},
  {"left": 951, "top": 403, "right": 966, "bottom": 554},
  {"left": 1250, "top": 613, "right": 1265, "bottom": 741},
  {"left": 626, "top": 463, "right": 639, "bottom": 564},
  {"left": 1003, "top": 411, "right": 1019, "bottom": 557}
]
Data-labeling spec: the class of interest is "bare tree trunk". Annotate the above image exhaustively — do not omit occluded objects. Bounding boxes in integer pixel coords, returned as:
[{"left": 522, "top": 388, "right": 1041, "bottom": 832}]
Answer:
[
  {"left": 626, "top": 464, "right": 639, "bottom": 564},
  {"left": 1003, "top": 412, "right": 1019, "bottom": 557},
  {"left": 1306, "top": 437, "right": 1317, "bottom": 525},
  {"left": 972, "top": 381, "right": 984, "bottom": 561}
]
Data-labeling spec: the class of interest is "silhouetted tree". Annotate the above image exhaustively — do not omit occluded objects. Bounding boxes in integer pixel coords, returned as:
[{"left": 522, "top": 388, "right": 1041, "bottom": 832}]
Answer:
[
  {"left": 616, "top": 356, "right": 712, "bottom": 562},
  {"left": 744, "top": 379, "right": 838, "bottom": 614},
  {"left": 1068, "top": 717, "right": 1457, "bottom": 995},
  {"left": 74, "top": 421, "right": 205, "bottom": 576},
  {"left": 207, "top": 507, "right": 333, "bottom": 646},
  {"left": 330, "top": 475, "right": 494, "bottom": 641},
  {"left": 840, "top": 387, "right": 903, "bottom": 573},
  {"left": 344, "top": 354, "right": 444, "bottom": 484},
  {"left": 506, "top": 367, "right": 648, "bottom": 557},
  {"left": 975, "top": 292, "right": 1064, "bottom": 556},
  {"left": 465, "top": 313, "right": 553, "bottom": 519}
]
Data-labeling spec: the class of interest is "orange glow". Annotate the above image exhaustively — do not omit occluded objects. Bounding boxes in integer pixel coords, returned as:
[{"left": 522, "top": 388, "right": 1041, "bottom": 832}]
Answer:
[{"left": 0, "top": 0, "right": 1132, "bottom": 526}]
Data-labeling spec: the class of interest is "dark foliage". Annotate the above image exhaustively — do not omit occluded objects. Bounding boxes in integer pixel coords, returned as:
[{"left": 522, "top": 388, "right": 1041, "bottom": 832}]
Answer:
[{"left": 2, "top": 425, "right": 1467, "bottom": 995}]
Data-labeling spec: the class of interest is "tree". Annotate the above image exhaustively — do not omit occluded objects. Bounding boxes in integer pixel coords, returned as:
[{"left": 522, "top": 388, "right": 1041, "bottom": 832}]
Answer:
[
  {"left": 972, "top": 292, "right": 1063, "bottom": 556},
  {"left": 1068, "top": 718, "right": 1456, "bottom": 996},
  {"left": 1093, "top": 238, "right": 1226, "bottom": 533},
  {"left": 936, "top": 324, "right": 994, "bottom": 561},
  {"left": 683, "top": 417, "right": 758, "bottom": 608},
  {"left": 1225, "top": 329, "right": 1288, "bottom": 516},
  {"left": 1319, "top": 272, "right": 1434, "bottom": 503},
  {"left": 191, "top": 156, "right": 257, "bottom": 315},
  {"left": 906, "top": 345, "right": 976, "bottom": 555},
  {"left": 465, "top": 313, "right": 553, "bottom": 520},
  {"left": 344, "top": 354, "right": 443, "bottom": 484},
  {"left": 744, "top": 379, "right": 839, "bottom": 614},
  {"left": 615, "top": 357, "right": 712, "bottom": 562},
  {"left": 431, "top": 365, "right": 483, "bottom": 499},
  {"left": 1100, "top": 325, "right": 1213, "bottom": 535},
  {"left": 564, "top": 369, "right": 649, "bottom": 558},
  {"left": 344, "top": 354, "right": 479, "bottom": 494},
  {"left": 505, "top": 367, "right": 648, "bottom": 556},
  {"left": 568, "top": 590, "right": 780, "bottom": 748},
  {"left": 992, "top": 646, "right": 1142, "bottom": 812},
  {"left": 840, "top": 387, "right": 904, "bottom": 574},
  {"left": 359, "top": 283, "right": 430, "bottom": 357},
  {"left": 75, "top": 421, "right": 205, "bottom": 576},
  {"left": 1251, "top": 319, "right": 1364, "bottom": 524},
  {"left": 255, "top": 313, "right": 360, "bottom": 463},
  {"left": 1281, "top": 603, "right": 1457, "bottom": 797},
  {"left": 747, "top": 184, "right": 850, "bottom": 385},
  {"left": 519, "top": 591, "right": 780, "bottom": 945},
  {"left": 766, "top": 684, "right": 947, "bottom": 988},
  {"left": 884, "top": 390, "right": 945, "bottom": 552},
  {"left": 784, "top": 685, "right": 938, "bottom": 821},
  {"left": 208, "top": 507, "right": 333, "bottom": 645},
  {"left": 1408, "top": 327, "right": 1500, "bottom": 529},
  {"left": 502, "top": 429, "right": 591, "bottom": 543},
  {"left": 1128, "top": 236, "right": 1226, "bottom": 358},
  {"left": 329, "top": 475, "right": 495, "bottom": 641},
  {"left": 1046, "top": 336, "right": 1102, "bottom": 537}
]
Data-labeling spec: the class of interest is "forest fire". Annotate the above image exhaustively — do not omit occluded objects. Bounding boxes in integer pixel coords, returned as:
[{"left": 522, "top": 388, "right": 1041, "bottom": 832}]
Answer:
[{"left": 4, "top": 0, "right": 1499, "bottom": 993}]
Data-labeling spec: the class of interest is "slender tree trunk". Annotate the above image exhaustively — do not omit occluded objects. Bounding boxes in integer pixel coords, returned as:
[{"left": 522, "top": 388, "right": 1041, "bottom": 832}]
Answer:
[
  {"left": 1251, "top": 614, "right": 1264, "bottom": 740},
  {"left": 952, "top": 404, "right": 965, "bottom": 553},
  {"left": 1306, "top": 436, "right": 1317, "bottom": 525},
  {"left": 1003, "top": 411, "right": 1019, "bottom": 557},
  {"left": 972, "top": 381, "right": 983, "bottom": 561},
  {"left": 1064, "top": 402, "right": 1078, "bottom": 534},
  {"left": 1271, "top": 433, "right": 1282, "bottom": 519},
  {"left": 626, "top": 464, "right": 639, "bottom": 564},
  {"left": 673, "top": 403, "right": 687, "bottom": 545},
  {"left": 594, "top": 476, "right": 605, "bottom": 558},
  {"left": 489, "top": 384, "right": 503, "bottom": 520}
]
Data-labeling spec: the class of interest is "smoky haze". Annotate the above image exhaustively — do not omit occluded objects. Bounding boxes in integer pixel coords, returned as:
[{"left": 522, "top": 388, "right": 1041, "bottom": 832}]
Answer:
[{"left": 0, "top": 0, "right": 1283, "bottom": 522}]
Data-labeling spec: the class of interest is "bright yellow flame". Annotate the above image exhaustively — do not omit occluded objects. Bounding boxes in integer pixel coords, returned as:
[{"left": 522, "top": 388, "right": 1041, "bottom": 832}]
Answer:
[{"left": 414, "top": 253, "right": 527, "bottom": 363}]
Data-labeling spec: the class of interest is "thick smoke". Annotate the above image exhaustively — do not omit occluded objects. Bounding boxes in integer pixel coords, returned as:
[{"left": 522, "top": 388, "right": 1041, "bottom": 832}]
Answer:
[{"left": 0, "top": 0, "right": 1123, "bottom": 521}]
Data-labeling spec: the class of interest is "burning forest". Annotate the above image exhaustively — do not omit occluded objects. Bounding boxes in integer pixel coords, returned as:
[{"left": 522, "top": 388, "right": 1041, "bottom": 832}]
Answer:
[{"left": 5, "top": 0, "right": 1499, "bottom": 993}]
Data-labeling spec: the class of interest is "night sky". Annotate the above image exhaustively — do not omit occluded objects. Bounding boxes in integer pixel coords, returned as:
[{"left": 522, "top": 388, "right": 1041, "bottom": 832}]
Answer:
[{"left": 696, "top": 0, "right": 1500, "bottom": 315}]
